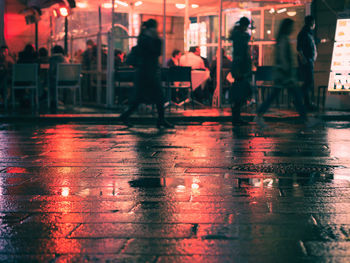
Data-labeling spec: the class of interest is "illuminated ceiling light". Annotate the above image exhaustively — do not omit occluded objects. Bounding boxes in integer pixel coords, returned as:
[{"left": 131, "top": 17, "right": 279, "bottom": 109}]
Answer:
[
  {"left": 135, "top": 1, "right": 143, "bottom": 6},
  {"left": 76, "top": 2, "right": 87, "bottom": 8},
  {"left": 269, "top": 8, "right": 275, "bottom": 14},
  {"left": 191, "top": 4, "right": 199, "bottom": 8},
  {"left": 115, "top": 0, "right": 128, "bottom": 7},
  {"left": 59, "top": 6, "right": 69, "bottom": 17},
  {"left": 277, "top": 8, "right": 287, "bottom": 14},
  {"left": 102, "top": 3, "right": 116, "bottom": 8},
  {"left": 287, "top": 11, "right": 297, "bottom": 16},
  {"left": 175, "top": 3, "right": 186, "bottom": 9},
  {"left": 267, "top": 30, "right": 271, "bottom": 34}
]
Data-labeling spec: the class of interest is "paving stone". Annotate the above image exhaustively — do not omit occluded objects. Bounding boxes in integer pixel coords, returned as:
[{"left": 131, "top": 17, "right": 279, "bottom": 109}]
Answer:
[
  {"left": 70, "top": 223, "right": 193, "bottom": 238},
  {"left": 0, "top": 122, "right": 348, "bottom": 260}
]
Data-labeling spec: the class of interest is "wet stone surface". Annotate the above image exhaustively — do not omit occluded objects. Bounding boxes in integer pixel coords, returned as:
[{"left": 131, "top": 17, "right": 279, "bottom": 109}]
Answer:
[{"left": 0, "top": 121, "right": 349, "bottom": 262}]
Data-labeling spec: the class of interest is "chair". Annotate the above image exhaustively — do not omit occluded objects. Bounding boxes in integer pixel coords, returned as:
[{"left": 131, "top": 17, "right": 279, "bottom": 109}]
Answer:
[
  {"left": 115, "top": 67, "right": 135, "bottom": 105},
  {"left": 56, "top": 63, "right": 82, "bottom": 107},
  {"left": 254, "top": 66, "right": 274, "bottom": 103},
  {"left": 254, "top": 66, "right": 290, "bottom": 107},
  {"left": 39, "top": 63, "right": 50, "bottom": 108},
  {"left": 164, "top": 66, "right": 193, "bottom": 109},
  {"left": 12, "top": 63, "right": 39, "bottom": 109}
]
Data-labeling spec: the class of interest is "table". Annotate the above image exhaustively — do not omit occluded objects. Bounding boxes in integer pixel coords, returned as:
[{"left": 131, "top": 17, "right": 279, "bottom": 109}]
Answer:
[{"left": 191, "top": 70, "right": 210, "bottom": 90}]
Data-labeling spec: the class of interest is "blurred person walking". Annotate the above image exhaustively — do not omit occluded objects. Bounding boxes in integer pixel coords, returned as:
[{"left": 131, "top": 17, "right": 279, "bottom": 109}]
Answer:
[
  {"left": 119, "top": 19, "right": 173, "bottom": 128},
  {"left": 297, "top": 15, "right": 318, "bottom": 111},
  {"left": 254, "top": 19, "right": 318, "bottom": 128},
  {"left": 229, "top": 17, "right": 252, "bottom": 125}
]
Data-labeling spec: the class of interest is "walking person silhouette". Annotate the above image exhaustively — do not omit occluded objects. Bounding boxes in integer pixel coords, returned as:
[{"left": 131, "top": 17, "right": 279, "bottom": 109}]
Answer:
[
  {"left": 254, "top": 18, "right": 319, "bottom": 128},
  {"left": 229, "top": 17, "right": 252, "bottom": 125},
  {"left": 119, "top": 19, "right": 173, "bottom": 128}
]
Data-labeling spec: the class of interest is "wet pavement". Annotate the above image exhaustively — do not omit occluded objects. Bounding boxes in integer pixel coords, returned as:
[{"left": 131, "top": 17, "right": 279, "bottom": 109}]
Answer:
[{"left": 0, "top": 121, "right": 350, "bottom": 262}]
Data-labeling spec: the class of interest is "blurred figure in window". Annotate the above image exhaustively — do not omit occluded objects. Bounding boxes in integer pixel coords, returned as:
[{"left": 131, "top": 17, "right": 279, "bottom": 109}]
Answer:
[
  {"left": 229, "top": 17, "right": 252, "bottom": 125},
  {"left": 114, "top": 49, "right": 126, "bottom": 69},
  {"left": 38, "top": 47, "right": 49, "bottom": 64},
  {"left": 73, "top": 49, "right": 83, "bottom": 64},
  {"left": 0, "top": 45, "right": 13, "bottom": 105},
  {"left": 208, "top": 48, "right": 232, "bottom": 103},
  {"left": 194, "top": 46, "right": 209, "bottom": 69},
  {"left": 82, "top": 39, "right": 96, "bottom": 101},
  {"left": 166, "top": 49, "right": 181, "bottom": 67}
]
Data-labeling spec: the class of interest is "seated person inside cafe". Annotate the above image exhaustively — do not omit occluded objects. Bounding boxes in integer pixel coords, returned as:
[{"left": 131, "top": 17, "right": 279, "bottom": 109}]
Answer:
[
  {"left": 180, "top": 46, "right": 207, "bottom": 70},
  {"left": 167, "top": 49, "right": 181, "bottom": 67},
  {"left": 167, "top": 49, "right": 187, "bottom": 103},
  {"left": 209, "top": 48, "right": 232, "bottom": 103}
]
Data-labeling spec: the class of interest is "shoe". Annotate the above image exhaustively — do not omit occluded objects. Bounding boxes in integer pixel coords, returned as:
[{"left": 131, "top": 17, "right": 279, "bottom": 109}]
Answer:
[
  {"left": 157, "top": 119, "right": 174, "bottom": 129},
  {"left": 305, "top": 117, "right": 322, "bottom": 128},
  {"left": 118, "top": 115, "right": 133, "bottom": 127},
  {"left": 254, "top": 116, "right": 267, "bottom": 128}
]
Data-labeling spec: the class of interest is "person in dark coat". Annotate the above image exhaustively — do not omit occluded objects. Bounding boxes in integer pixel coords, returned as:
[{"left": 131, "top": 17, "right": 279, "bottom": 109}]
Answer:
[
  {"left": 119, "top": 19, "right": 173, "bottom": 128},
  {"left": 297, "top": 15, "right": 317, "bottom": 110},
  {"left": 229, "top": 17, "right": 252, "bottom": 125}
]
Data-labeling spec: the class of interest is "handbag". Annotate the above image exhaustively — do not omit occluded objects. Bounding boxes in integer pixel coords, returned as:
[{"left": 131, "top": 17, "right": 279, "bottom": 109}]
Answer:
[{"left": 126, "top": 46, "right": 140, "bottom": 67}]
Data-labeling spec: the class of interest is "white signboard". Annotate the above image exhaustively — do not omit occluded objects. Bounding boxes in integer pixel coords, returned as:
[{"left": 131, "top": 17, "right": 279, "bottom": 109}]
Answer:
[{"left": 328, "top": 19, "right": 350, "bottom": 91}]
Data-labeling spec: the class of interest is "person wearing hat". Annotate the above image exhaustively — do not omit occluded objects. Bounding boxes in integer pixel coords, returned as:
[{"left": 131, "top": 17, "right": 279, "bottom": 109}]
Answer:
[{"left": 229, "top": 16, "right": 252, "bottom": 125}]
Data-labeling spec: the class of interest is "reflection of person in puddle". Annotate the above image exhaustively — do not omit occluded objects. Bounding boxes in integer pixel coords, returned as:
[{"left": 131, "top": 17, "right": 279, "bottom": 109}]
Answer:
[{"left": 127, "top": 131, "right": 172, "bottom": 245}]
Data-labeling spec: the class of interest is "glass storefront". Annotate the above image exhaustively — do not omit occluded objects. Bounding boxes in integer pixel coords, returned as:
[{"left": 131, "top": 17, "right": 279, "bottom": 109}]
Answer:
[{"left": 188, "top": 4, "right": 306, "bottom": 67}]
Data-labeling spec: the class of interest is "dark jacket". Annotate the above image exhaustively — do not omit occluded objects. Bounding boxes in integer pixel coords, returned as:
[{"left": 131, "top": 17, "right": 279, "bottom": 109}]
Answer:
[
  {"left": 297, "top": 26, "right": 317, "bottom": 63},
  {"left": 133, "top": 27, "right": 163, "bottom": 104},
  {"left": 229, "top": 27, "right": 252, "bottom": 79}
]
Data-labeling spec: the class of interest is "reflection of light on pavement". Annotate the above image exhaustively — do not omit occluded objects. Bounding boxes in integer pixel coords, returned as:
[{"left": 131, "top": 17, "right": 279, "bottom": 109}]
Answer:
[
  {"left": 191, "top": 183, "right": 199, "bottom": 190},
  {"left": 328, "top": 127, "right": 350, "bottom": 159},
  {"left": 61, "top": 187, "right": 70, "bottom": 197},
  {"left": 176, "top": 185, "right": 186, "bottom": 193}
]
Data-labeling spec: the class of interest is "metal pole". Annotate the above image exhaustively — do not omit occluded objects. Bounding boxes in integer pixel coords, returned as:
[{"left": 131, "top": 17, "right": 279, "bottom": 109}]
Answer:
[
  {"left": 184, "top": 0, "right": 189, "bottom": 52},
  {"left": 106, "top": 0, "right": 115, "bottom": 107},
  {"left": 0, "top": 0, "right": 5, "bottom": 46},
  {"left": 162, "top": 0, "right": 166, "bottom": 66},
  {"left": 64, "top": 16, "right": 68, "bottom": 54},
  {"left": 49, "top": 15, "right": 53, "bottom": 53},
  {"left": 97, "top": 6, "right": 102, "bottom": 104},
  {"left": 216, "top": 0, "right": 223, "bottom": 108},
  {"left": 35, "top": 21, "right": 39, "bottom": 51}
]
